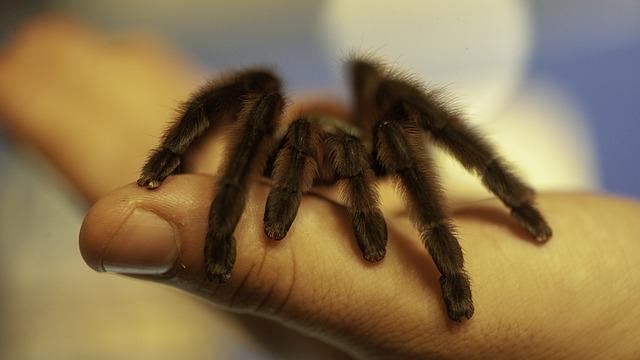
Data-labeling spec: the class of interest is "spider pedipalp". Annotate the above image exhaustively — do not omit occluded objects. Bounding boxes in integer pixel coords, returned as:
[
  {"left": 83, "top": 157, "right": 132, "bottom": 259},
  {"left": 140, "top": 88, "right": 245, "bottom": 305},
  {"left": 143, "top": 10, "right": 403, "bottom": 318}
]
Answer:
[{"left": 138, "top": 57, "right": 551, "bottom": 321}]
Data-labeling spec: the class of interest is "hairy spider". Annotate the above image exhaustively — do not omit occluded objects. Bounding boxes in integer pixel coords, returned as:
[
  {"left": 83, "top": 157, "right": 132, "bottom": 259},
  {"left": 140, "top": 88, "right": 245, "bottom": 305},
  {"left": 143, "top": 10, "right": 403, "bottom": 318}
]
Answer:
[{"left": 137, "top": 57, "right": 552, "bottom": 321}]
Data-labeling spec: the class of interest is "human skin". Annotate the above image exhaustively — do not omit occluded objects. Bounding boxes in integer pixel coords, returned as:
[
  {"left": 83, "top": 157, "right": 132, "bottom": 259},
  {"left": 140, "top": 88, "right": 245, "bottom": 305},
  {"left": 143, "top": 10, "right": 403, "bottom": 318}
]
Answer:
[
  {"left": 2, "top": 15, "right": 639, "bottom": 360},
  {"left": 79, "top": 177, "right": 640, "bottom": 359}
]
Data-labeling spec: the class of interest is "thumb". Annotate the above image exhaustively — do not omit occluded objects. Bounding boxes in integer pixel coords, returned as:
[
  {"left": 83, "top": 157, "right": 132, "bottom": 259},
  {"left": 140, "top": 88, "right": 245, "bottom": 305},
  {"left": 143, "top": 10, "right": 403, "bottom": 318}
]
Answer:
[
  {"left": 79, "top": 173, "right": 448, "bottom": 357},
  {"left": 80, "top": 173, "right": 338, "bottom": 308}
]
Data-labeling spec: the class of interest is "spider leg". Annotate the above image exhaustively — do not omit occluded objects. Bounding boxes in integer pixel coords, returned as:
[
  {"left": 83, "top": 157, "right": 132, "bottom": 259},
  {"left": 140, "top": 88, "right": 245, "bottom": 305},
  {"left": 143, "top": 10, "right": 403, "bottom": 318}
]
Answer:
[
  {"left": 350, "top": 58, "right": 551, "bottom": 241},
  {"left": 137, "top": 88, "right": 215, "bottom": 188},
  {"left": 263, "top": 118, "right": 322, "bottom": 240},
  {"left": 325, "top": 130, "right": 387, "bottom": 262},
  {"left": 205, "top": 88, "right": 285, "bottom": 282},
  {"left": 375, "top": 113, "right": 473, "bottom": 321},
  {"left": 137, "top": 71, "right": 259, "bottom": 188},
  {"left": 139, "top": 69, "right": 284, "bottom": 283},
  {"left": 410, "top": 93, "right": 552, "bottom": 241},
  {"left": 263, "top": 114, "right": 387, "bottom": 261}
]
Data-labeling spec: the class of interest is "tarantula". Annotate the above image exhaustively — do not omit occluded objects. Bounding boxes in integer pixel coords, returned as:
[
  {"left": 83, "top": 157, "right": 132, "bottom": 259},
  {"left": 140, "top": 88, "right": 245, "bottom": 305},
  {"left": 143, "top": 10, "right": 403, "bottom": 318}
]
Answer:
[{"left": 137, "top": 57, "right": 552, "bottom": 321}]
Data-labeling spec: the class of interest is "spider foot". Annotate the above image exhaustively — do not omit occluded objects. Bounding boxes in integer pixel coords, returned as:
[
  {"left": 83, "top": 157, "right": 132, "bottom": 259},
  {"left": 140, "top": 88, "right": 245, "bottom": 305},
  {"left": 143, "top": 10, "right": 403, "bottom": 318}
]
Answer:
[
  {"left": 352, "top": 211, "right": 388, "bottom": 262},
  {"left": 440, "top": 273, "right": 474, "bottom": 321},
  {"left": 362, "top": 246, "right": 386, "bottom": 262},
  {"left": 205, "top": 265, "right": 232, "bottom": 283},
  {"left": 136, "top": 176, "right": 163, "bottom": 189},
  {"left": 263, "top": 223, "right": 289, "bottom": 241},
  {"left": 204, "top": 232, "right": 237, "bottom": 283},
  {"left": 263, "top": 190, "right": 302, "bottom": 241},
  {"left": 511, "top": 204, "right": 553, "bottom": 242},
  {"left": 137, "top": 148, "right": 182, "bottom": 189}
]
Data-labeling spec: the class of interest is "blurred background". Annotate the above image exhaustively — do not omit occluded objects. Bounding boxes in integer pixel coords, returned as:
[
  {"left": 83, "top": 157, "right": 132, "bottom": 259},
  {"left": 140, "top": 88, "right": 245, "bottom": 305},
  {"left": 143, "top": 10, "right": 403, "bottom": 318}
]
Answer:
[{"left": 1, "top": 1, "right": 638, "bottom": 359}]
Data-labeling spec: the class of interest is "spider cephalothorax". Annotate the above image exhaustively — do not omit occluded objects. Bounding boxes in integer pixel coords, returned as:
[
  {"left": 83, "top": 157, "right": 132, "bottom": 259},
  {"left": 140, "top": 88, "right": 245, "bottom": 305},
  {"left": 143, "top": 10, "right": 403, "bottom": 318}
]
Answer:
[{"left": 137, "top": 57, "right": 552, "bottom": 321}]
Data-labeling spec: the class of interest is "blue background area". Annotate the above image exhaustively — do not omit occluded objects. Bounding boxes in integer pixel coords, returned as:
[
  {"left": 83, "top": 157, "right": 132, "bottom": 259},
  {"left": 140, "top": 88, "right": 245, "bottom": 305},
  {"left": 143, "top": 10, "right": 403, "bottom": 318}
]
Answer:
[{"left": 527, "top": 2, "right": 640, "bottom": 198}]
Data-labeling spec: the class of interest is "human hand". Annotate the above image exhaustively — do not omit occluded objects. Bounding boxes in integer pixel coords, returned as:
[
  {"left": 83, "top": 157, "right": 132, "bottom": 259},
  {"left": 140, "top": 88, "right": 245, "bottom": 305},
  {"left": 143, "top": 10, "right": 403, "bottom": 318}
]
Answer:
[{"left": 80, "top": 175, "right": 640, "bottom": 359}]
